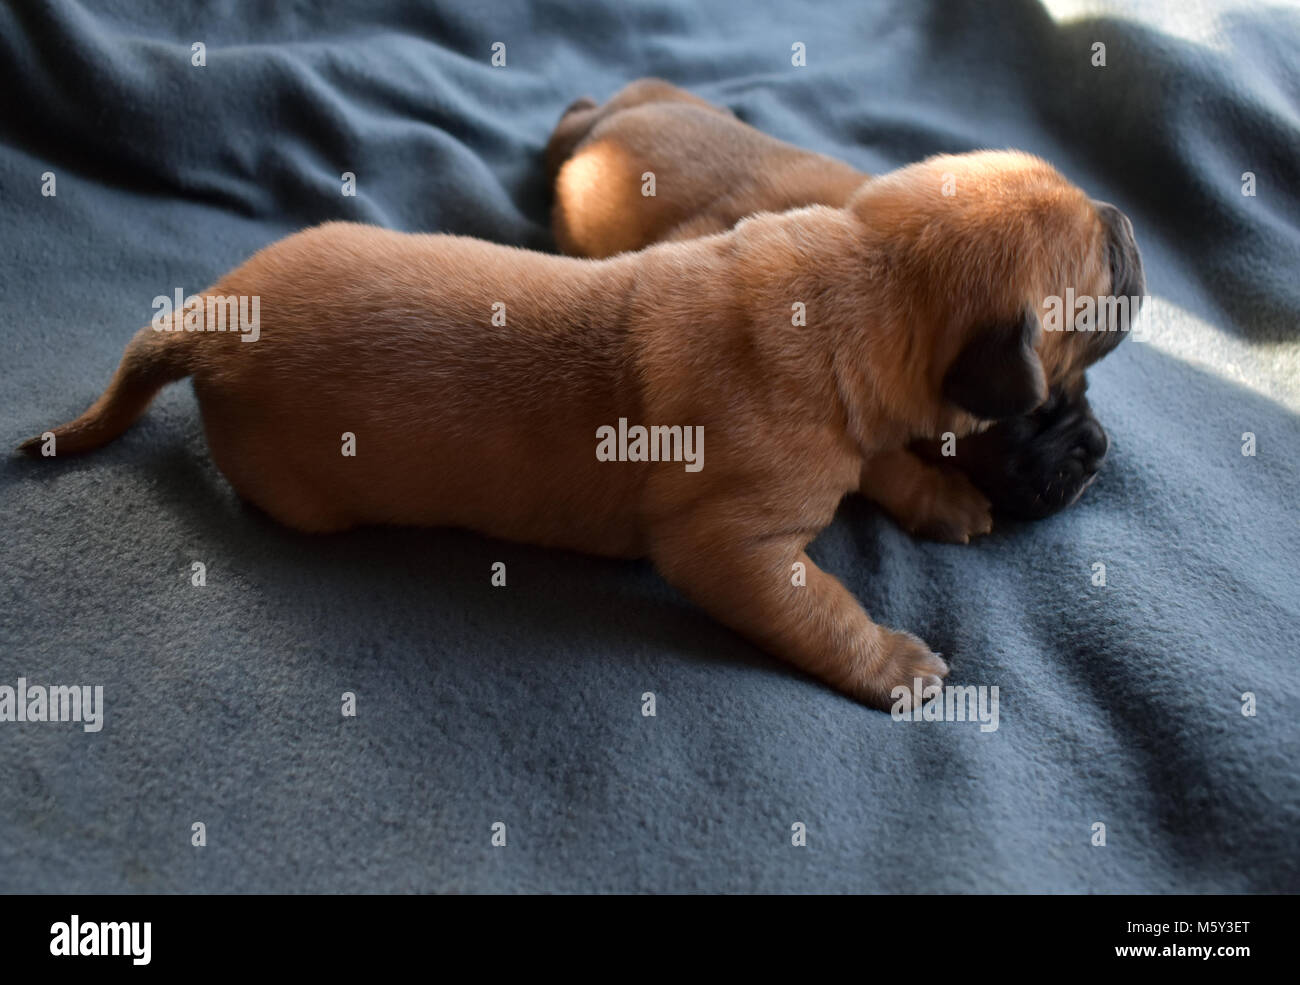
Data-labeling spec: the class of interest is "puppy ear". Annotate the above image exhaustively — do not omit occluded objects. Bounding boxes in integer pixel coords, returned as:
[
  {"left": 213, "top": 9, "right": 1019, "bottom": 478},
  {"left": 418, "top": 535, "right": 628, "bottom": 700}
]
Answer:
[{"left": 942, "top": 308, "right": 1047, "bottom": 420}]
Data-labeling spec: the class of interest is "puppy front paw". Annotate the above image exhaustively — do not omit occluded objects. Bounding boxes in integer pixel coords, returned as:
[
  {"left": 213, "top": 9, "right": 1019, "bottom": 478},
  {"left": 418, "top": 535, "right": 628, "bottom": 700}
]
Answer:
[
  {"left": 852, "top": 629, "right": 949, "bottom": 709},
  {"left": 907, "top": 470, "right": 993, "bottom": 544}
]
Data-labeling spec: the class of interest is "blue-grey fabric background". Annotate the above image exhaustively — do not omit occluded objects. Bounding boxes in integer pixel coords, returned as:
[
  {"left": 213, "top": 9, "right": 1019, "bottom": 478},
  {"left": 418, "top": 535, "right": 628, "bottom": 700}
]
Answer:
[{"left": 1, "top": 0, "right": 1297, "bottom": 892}]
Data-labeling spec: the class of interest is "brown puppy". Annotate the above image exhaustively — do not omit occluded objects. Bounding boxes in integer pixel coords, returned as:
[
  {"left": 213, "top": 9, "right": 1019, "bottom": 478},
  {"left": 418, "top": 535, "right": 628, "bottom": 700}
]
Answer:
[
  {"left": 548, "top": 78, "right": 866, "bottom": 257},
  {"left": 21, "top": 150, "right": 1140, "bottom": 707},
  {"left": 548, "top": 79, "right": 1133, "bottom": 527}
]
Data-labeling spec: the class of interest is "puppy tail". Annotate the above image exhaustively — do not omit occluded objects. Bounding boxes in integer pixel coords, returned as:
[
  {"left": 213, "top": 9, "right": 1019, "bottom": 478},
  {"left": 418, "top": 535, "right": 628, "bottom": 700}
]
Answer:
[
  {"left": 544, "top": 96, "right": 600, "bottom": 186},
  {"left": 18, "top": 321, "right": 196, "bottom": 457}
]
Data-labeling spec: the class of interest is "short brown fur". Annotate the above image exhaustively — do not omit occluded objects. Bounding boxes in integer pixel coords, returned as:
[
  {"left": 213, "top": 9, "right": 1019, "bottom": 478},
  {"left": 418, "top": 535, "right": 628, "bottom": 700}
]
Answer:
[
  {"left": 549, "top": 79, "right": 1139, "bottom": 534},
  {"left": 23, "top": 150, "right": 1122, "bottom": 707}
]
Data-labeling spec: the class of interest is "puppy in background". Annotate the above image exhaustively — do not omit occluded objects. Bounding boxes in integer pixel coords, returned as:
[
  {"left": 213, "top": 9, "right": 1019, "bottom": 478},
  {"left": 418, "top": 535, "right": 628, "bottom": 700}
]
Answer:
[
  {"left": 547, "top": 79, "right": 1125, "bottom": 528},
  {"left": 22, "top": 151, "right": 1141, "bottom": 707}
]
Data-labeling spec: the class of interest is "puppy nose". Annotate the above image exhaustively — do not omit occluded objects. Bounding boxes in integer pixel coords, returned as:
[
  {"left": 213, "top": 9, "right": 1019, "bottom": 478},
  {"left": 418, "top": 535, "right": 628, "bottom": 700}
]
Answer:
[{"left": 1078, "top": 421, "right": 1109, "bottom": 472}]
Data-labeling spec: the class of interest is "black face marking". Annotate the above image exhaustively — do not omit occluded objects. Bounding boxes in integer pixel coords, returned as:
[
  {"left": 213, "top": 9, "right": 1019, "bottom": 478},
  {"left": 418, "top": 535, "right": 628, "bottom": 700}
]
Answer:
[
  {"left": 942, "top": 308, "right": 1047, "bottom": 421},
  {"left": 915, "top": 382, "right": 1109, "bottom": 520}
]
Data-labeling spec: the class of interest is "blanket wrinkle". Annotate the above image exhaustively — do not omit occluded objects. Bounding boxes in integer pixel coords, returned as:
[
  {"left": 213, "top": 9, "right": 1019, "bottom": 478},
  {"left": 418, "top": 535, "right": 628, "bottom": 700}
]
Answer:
[{"left": 0, "top": 0, "right": 1296, "bottom": 893}]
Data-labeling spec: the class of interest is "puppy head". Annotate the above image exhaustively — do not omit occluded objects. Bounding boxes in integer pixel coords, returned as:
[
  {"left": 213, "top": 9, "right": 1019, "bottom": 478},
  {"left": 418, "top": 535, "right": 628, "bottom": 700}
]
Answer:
[{"left": 847, "top": 151, "right": 1144, "bottom": 436}]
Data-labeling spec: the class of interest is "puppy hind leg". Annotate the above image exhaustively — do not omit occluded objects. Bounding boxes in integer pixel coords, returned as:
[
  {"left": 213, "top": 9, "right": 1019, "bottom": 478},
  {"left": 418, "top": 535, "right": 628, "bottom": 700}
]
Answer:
[
  {"left": 544, "top": 98, "right": 601, "bottom": 185},
  {"left": 220, "top": 461, "right": 353, "bottom": 534},
  {"left": 248, "top": 496, "right": 352, "bottom": 535},
  {"left": 199, "top": 405, "right": 353, "bottom": 535}
]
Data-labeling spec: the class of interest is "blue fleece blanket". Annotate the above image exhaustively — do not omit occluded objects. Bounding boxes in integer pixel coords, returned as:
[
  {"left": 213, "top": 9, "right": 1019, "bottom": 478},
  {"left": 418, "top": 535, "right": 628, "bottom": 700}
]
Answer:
[{"left": 2, "top": 0, "right": 1297, "bottom": 893}]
